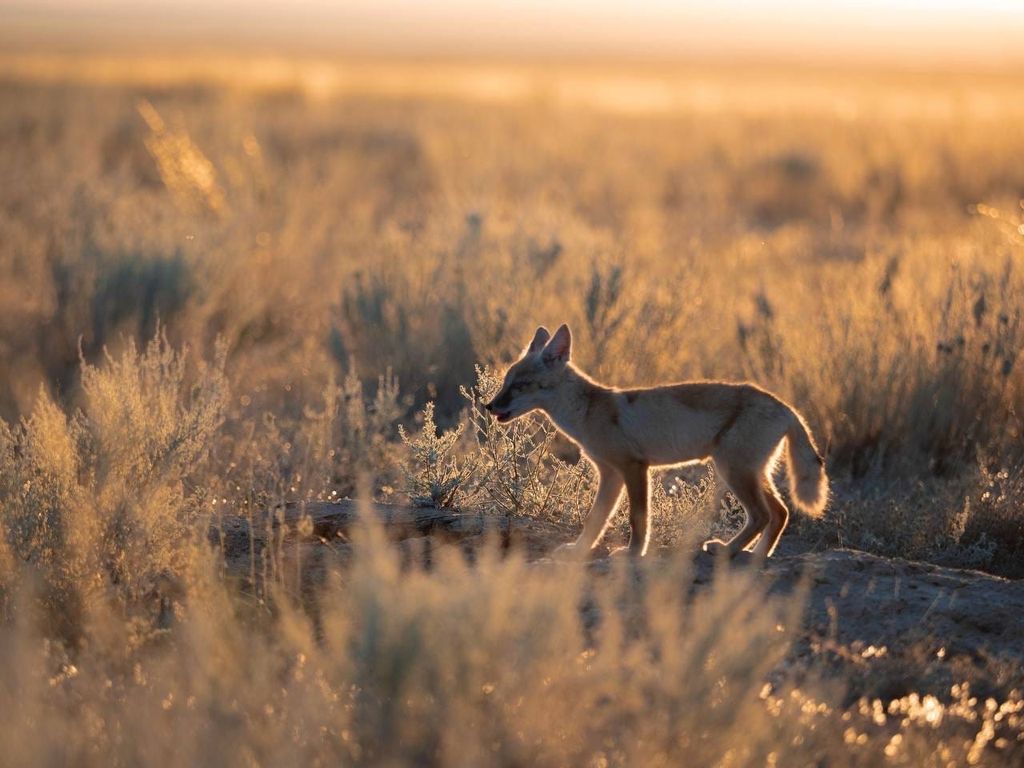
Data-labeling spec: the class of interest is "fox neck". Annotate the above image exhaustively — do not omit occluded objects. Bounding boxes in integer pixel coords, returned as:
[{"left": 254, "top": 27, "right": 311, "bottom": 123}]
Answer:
[{"left": 539, "top": 364, "right": 609, "bottom": 445}]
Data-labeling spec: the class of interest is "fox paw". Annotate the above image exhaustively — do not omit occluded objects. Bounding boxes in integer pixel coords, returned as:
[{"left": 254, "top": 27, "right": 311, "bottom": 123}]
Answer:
[{"left": 702, "top": 538, "right": 729, "bottom": 555}]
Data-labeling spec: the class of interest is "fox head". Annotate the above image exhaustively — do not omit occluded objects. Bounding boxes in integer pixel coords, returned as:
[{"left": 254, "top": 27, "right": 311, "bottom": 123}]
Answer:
[{"left": 484, "top": 324, "right": 573, "bottom": 423}]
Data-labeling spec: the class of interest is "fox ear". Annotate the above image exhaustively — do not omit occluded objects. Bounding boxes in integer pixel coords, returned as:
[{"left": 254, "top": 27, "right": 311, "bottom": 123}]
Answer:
[
  {"left": 527, "top": 326, "right": 551, "bottom": 355},
  {"left": 542, "top": 324, "right": 572, "bottom": 365}
]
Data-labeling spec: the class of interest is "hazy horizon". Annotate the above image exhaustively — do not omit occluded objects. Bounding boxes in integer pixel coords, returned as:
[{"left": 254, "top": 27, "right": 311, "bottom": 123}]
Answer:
[{"left": 2, "top": 0, "right": 1023, "bottom": 68}]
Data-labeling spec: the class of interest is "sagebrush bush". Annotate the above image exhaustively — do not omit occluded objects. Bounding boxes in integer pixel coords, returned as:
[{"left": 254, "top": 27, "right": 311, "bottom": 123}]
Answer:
[
  {"left": 0, "top": 335, "right": 227, "bottom": 642},
  {"left": 459, "top": 366, "right": 595, "bottom": 522}
]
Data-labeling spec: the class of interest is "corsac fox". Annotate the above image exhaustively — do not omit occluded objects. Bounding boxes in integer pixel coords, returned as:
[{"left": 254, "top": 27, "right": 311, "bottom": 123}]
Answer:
[{"left": 485, "top": 324, "right": 828, "bottom": 558}]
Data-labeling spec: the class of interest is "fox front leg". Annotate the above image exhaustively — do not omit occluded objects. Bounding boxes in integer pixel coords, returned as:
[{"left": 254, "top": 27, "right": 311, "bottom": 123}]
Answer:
[{"left": 553, "top": 464, "right": 624, "bottom": 560}]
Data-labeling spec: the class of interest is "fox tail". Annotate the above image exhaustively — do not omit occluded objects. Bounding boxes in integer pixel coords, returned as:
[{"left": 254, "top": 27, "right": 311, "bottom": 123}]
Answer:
[{"left": 784, "top": 410, "right": 828, "bottom": 518}]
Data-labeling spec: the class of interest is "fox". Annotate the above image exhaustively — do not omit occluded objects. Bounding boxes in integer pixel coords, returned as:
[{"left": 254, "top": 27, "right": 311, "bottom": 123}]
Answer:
[{"left": 484, "top": 324, "right": 828, "bottom": 559}]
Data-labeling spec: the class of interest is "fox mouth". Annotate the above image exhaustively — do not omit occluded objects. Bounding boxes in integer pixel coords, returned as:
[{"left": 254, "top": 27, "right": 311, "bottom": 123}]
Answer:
[{"left": 493, "top": 409, "right": 514, "bottom": 423}]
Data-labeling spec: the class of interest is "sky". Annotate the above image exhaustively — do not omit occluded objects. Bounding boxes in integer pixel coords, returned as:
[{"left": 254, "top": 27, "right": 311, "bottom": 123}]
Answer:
[{"left": 2, "top": 0, "right": 1022, "bottom": 66}]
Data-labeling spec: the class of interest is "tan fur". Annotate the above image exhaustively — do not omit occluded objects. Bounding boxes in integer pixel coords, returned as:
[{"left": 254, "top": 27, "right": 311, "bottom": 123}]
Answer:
[{"left": 486, "top": 324, "right": 829, "bottom": 559}]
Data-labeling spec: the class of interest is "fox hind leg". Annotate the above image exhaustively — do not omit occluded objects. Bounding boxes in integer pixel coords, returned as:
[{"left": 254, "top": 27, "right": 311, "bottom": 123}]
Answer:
[
  {"left": 751, "top": 478, "right": 789, "bottom": 558},
  {"left": 623, "top": 462, "right": 651, "bottom": 556},
  {"left": 704, "top": 465, "right": 771, "bottom": 558}
]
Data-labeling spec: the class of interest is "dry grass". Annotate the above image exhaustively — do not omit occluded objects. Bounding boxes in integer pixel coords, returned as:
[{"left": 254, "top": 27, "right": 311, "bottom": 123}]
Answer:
[{"left": 0, "top": 55, "right": 1023, "bottom": 764}]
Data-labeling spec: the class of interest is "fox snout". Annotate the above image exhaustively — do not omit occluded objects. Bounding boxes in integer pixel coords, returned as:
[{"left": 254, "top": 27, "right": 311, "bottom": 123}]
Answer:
[{"left": 484, "top": 397, "right": 514, "bottom": 422}]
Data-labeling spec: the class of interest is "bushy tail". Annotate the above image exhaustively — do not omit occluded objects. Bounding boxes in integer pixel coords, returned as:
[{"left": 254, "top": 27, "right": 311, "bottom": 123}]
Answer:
[{"left": 784, "top": 410, "right": 828, "bottom": 518}]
